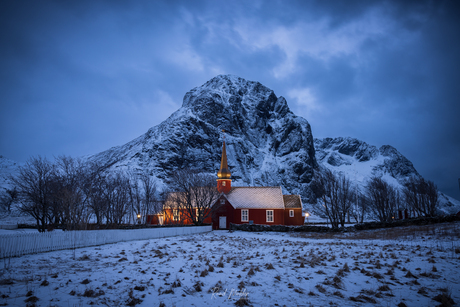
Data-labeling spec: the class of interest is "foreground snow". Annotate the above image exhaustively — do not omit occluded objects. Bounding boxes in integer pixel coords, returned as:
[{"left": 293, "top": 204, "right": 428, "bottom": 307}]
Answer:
[{"left": 1, "top": 224, "right": 459, "bottom": 306}]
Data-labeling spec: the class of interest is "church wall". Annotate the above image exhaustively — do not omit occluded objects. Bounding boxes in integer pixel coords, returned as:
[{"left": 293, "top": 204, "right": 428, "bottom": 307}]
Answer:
[
  {"left": 234, "top": 208, "right": 285, "bottom": 225},
  {"left": 211, "top": 197, "right": 235, "bottom": 230},
  {"left": 284, "top": 208, "right": 304, "bottom": 226}
]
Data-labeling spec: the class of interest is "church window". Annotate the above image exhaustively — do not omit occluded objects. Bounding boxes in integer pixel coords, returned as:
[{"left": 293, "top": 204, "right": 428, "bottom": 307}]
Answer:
[
  {"left": 266, "top": 210, "right": 274, "bottom": 222},
  {"left": 241, "top": 209, "right": 248, "bottom": 222},
  {"left": 173, "top": 209, "right": 180, "bottom": 221},
  {"left": 289, "top": 210, "right": 294, "bottom": 217}
]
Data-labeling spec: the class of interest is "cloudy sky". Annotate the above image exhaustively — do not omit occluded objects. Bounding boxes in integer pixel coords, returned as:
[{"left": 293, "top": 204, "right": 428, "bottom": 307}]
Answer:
[{"left": 1, "top": 0, "right": 459, "bottom": 199}]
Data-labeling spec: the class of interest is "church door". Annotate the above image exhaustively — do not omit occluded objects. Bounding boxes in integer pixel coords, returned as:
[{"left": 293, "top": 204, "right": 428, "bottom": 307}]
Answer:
[{"left": 219, "top": 216, "right": 227, "bottom": 229}]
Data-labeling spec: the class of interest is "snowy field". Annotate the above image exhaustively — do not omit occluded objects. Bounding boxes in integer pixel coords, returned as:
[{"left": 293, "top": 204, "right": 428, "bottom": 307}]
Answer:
[{"left": 1, "top": 223, "right": 459, "bottom": 307}]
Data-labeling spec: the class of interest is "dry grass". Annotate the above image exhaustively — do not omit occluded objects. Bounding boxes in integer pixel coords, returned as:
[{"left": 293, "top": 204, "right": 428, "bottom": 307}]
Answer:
[
  {"left": 291, "top": 222, "right": 460, "bottom": 241},
  {"left": 349, "top": 294, "right": 377, "bottom": 303},
  {"left": 315, "top": 284, "right": 327, "bottom": 293},
  {"left": 433, "top": 291, "right": 455, "bottom": 307}
]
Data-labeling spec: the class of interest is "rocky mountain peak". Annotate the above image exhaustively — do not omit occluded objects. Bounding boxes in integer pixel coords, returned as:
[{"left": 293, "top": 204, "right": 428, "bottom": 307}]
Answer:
[
  {"left": 89, "top": 75, "right": 317, "bottom": 196},
  {"left": 181, "top": 74, "right": 291, "bottom": 127},
  {"left": 82, "top": 75, "right": 458, "bottom": 210}
]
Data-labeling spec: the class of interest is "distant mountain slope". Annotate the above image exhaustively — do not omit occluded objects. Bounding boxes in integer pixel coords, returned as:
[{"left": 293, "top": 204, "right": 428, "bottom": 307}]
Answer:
[
  {"left": 0, "top": 156, "right": 20, "bottom": 193},
  {"left": 315, "top": 137, "right": 460, "bottom": 214}
]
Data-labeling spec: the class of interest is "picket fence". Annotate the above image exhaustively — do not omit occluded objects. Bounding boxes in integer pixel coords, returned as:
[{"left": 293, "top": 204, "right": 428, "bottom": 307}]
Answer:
[{"left": 0, "top": 226, "right": 212, "bottom": 259}]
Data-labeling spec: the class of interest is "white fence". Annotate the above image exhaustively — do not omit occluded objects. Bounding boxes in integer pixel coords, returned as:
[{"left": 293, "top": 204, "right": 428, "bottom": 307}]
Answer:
[{"left": 0, "top": 226, "right": 211, "bottom": 259}]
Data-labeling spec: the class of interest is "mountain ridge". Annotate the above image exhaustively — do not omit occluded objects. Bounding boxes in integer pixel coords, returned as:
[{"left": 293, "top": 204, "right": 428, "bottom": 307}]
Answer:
[
  {"left": 1, "top": 75, "right": 459, "bottom": 213},
  {"left": 89, "top": 74, "right": 317, "bottom": 198}
]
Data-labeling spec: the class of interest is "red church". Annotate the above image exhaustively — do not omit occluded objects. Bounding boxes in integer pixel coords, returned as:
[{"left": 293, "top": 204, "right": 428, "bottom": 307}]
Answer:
[{"left": 211, "top": 140, "right": 304, "bottom": 230}]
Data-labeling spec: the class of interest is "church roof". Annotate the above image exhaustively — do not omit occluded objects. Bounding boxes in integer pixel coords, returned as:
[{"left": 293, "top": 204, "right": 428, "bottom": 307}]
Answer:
[
  {"left": 283, "top": 195, "right": 302, "bottom": 209},
  {"left": 224, "top": 186, "right": 285, "bottom": 209}
]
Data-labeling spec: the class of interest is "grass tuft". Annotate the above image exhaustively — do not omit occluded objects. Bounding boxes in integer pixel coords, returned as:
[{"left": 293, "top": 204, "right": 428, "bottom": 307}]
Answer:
[{"left": 432, "top": 290, "right": 455, "bottom": 307}]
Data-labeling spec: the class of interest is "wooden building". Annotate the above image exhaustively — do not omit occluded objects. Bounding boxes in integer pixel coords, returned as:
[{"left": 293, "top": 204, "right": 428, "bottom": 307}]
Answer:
[
  {"left": 147, "top": 137, "right": 304, "bottom": 229},
  {"left": 211, "top": 139, "right": 304, "bottom": 230}
]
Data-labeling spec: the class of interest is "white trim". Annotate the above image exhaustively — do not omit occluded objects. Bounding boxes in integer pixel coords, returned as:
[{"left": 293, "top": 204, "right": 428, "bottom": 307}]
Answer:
[
  {"left": 173, "top": 209, "right": 180, "bottom": 221},
  {"left": 266, "top": 210, "right": 274, "bottom": 223},
  {"left": 289, "top": 210, "right": 294, "bottom": 217},
  {"left": 241, "top": 209, "right": 248, "bottom": 222}
]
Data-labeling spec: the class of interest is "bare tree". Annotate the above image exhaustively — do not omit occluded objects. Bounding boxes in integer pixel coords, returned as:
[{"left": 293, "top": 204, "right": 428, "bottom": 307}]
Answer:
[
  {"left": 349, "top": 189, "right": 368, "bottom": 223},
  {"left": 138, "top": 171, "right": 159, "bottom": 222},
  {"left": 166, "top": 169, "right": 219, "bottom": 225},
  {"left": 127, "top": 172, "right": 142, "bottom": 224},
  {"left": 365, "top": 176, "right": 400, "bottom": 222},
  {"left": 311, "top": 169, "right": 354, "bottom": 229},
  {"left": 403, "top": 177, "right": 439, "bottom": 217},
  {"left": 11, "top": 156, "right": 55, "bottom": 232},
  {"left": 104, "top": 171, "right": 130, "bottom": 226},
  {"left": 337, "top": 174, "right": 353, "bottom": 227},
  {"left": 52, "top": 156, "right": 88, "bottom": 230},
  {"left": 82, "top": 162, "right": 108, "bottom": 226},
  {"left": 0, "top": 187, "right": 18, "bottom": 213}
]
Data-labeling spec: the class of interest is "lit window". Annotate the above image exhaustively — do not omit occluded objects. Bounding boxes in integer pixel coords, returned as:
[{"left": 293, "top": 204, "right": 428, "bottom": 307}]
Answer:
[
  {"left": 241, "top": 209, "right": 248, "bottom": 222},
  {"left": 289, "top": 210, "right": 294, "bottom": 217},
  {"left": 222, "top": 181, "right": 226, "bottom": 186},
  {"left": 266, "top": 210, "right": 274, "bottom": 222},
  {"left": 220, "top": 199, "right": 225, "bottom": 205},
  {"left": 173, "top": 209, "right": 180, "bottom": 221}
]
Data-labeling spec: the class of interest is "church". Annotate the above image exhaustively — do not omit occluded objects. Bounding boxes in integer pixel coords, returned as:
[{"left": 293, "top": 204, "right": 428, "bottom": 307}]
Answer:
[
  {"left": 211, "top": 140, "right": 304, "bottom": 230},
  {"left": 146, "top": 139, "right": 304, "bottom": 229}
]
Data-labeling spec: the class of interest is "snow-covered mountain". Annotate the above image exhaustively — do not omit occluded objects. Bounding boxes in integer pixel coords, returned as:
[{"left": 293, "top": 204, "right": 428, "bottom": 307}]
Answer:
[
  {"left": 88, "top": 74, "right": 317, "bottom": 198},
  {"left": 0, "top": 156, "right": 20, "bottom": 194},
  {"left": 1, "top": 75, "right": 459, "bottom": 213},
  {"left": 314, "top": 137, "right": 460, "bottom": 214},
  {"left": 315, "top": 137, "right": 419, "bottom": 185}
]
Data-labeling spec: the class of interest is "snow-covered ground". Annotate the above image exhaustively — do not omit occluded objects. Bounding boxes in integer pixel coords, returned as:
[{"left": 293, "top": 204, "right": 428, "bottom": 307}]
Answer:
[{"left": 1, "top": 224, "right": 459, "bottom": 306}]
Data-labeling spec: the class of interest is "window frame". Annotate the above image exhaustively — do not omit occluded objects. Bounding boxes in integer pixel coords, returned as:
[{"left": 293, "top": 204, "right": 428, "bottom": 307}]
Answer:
[
  {"left": 220, "top": 199, "right": 226, "bottom": 205},
  {"left": 241, "top": 209, "right": 248, "bottom": 222},
  {"left": 289, "top": 209, "right": 294, "bottom": 217},
  {"left": 173, "top": 209, "right": 180, "bottom": 221},
  {"left": 266, "top": 210, "right": 274, "bottom": 223}
]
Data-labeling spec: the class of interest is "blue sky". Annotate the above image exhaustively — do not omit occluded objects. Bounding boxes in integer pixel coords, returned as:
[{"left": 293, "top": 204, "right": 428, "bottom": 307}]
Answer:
[{"left": 1, "top": 0, "right": 459, "bottom": 199}]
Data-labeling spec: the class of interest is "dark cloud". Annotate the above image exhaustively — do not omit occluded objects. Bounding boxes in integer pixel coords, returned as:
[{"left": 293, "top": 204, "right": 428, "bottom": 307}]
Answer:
[{"left": 0, "top": 0, "right": 459, "bottom": 199}]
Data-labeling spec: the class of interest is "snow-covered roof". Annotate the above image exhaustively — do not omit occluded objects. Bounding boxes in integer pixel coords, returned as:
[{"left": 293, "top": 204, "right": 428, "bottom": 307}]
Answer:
[
  {"left": 225, "top": 187, "right": 285, "bottom": 209},
  {"left": 283, "top": 195, "right": 302, "bottom": 209}
]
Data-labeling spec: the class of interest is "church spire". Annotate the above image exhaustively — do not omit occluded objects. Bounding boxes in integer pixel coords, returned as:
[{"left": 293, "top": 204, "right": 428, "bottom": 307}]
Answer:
[
  {"left": 217, "top": 130, "right": 231, "bottom": 193},
  {"left": 217, "top": 141, "right": 231, "bottom": 179}
]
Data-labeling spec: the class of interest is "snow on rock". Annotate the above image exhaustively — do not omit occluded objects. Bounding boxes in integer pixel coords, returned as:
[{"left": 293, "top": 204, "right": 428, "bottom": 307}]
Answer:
[
  {"left": 314, "top": 137, "right": 460, "bottom": 214},
  {"left": 1, "top": 75, "right": 459, "bottom": 213},
  {"left": 0, "top": 156, "right": 21, "bottom": 193},
  {"left": 87, "top": 74, "right": 317, "bottom": 197}
]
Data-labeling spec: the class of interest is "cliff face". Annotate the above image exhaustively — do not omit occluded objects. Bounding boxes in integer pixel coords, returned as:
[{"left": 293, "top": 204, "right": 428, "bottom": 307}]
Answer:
[
  {"left": 89, "top": 75, "right": 317, "bottom": 197},
  {"left": 85, "top": 75, "right": 459, "bottom": 211},
  {"left": 1, "top": 75, "right": 459, "bottom": 213}
]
